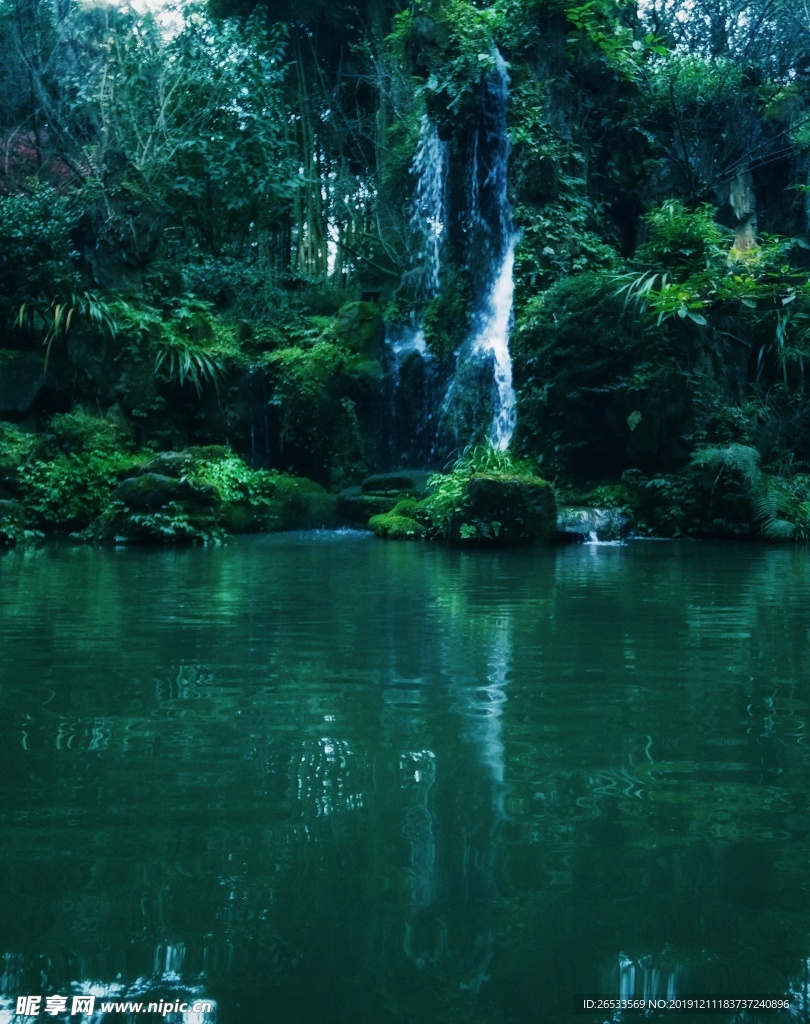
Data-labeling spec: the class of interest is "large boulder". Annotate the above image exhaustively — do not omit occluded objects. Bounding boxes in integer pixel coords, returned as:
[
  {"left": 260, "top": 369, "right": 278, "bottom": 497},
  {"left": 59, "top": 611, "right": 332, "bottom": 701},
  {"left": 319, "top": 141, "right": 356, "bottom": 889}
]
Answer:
[
  {"left": 368, "top": 470, "right": 558, "bottom": 546},
  {"left": 115, "top": 473, "right": 216, "bottom": 512},
  {"left": 457, "top": 473, "right": 557, "bottom": 545},
  {"left": 93, "top": 449, "right": 336, "bottom": 544},
  {"left": 333, "top": 301, "right": 384, "bottom": 356},
  {"left": 360, "top": 471, "right": 430, "bottom": 496}
]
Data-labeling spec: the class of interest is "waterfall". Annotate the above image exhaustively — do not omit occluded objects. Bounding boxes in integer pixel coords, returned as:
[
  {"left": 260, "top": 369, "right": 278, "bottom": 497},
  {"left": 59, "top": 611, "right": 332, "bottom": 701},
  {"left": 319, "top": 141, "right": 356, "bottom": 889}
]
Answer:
[
  {"left": 384, "top": 53, "right": 518, "bottom": 465},
  {"left": 437, "top": 50, "right": 517, "bottom": 454},
  {"left": 471, "top": 233, "right": 517, "bottom": 450},
  {"left": 382, "top": 118, "right": 448, "bottom": 468},
  {"left": 410, "top": 116, "right": 448, "bottom": 300},
  {"left": 466, "top": 50, "right": 517, "bottom": 450}
]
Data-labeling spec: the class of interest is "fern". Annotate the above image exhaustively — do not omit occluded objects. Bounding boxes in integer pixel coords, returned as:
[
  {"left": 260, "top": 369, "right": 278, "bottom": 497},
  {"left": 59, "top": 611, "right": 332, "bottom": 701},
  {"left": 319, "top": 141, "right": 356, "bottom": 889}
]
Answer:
[
  {"left": 690, "top": 444, "right": 762, "bottom": 490},
  {"left": 753, "top": 482, "right": 810, "bottom": 541},
  {"left": 692, "top": 446, "right": 810, "bottom": 541}
]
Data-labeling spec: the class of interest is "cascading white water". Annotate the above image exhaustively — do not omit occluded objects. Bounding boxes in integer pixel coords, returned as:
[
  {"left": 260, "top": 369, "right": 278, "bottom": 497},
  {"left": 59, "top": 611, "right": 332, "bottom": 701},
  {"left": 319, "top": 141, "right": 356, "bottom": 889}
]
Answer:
[
  {"left": 434, "top": 50, "right": 518, "bottom": 454},
  {"left": 410, "top": 116, "right": 448, "bottom": 299},
  {"left": 387, "top": 324, "right": 427, "bottom": 369},
  {"left": 385, "top": 55, "right": 518, "bottom": 464},
  {"left": 467, "top": 51, "right": 517, "bottom": 450},
  {"left": 382, "top": 118, "right": 448, "bottom": 467},
  {"left": 471, "top": 232, "right": 517, "bottom": 450}
]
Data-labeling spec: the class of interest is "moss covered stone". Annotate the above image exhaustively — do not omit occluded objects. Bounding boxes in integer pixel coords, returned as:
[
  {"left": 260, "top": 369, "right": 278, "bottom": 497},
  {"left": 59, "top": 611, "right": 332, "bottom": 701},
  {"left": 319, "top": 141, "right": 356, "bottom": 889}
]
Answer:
[
  {"left": 333, "top": 301, "right": 384, "bottom": 356},
  {"left": 264, "top": 475, "right": 337, "bottom": 530},
  {"left": 360, "top": 471, "right": 430, "bottom": 496},
  {"left": 457, "top": 473, "right": 557, "bottom": 545},
  {"left": 368, "top": 512, "right": 426, "bottom": 539},
  {"left": 368, "top": 453, "right": 558, "bottom": 547},
  {"left": 336, "top": 487, "right": 404, "bottom": 527},
  {"left": 115, "top": 473, "right": 216, "bottom": 512}
]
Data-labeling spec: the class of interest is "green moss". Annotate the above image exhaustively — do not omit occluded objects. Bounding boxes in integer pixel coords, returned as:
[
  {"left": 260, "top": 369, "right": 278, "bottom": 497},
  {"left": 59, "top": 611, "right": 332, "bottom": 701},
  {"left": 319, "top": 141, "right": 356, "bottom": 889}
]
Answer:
[
  {"left": 368, "top": 512, "right": 426, "bottom": 539},
  {"left": 389, "top": 497, "right": 426, "bottom": 519},
  {"left": 333, "top": 301, "right": 384, "bottom": 356},
  {"left": 337, "top": 489, "right": 404, "bottom": 527},
  {"left": 265, "top": 474, "right": 336, "bottom": 529},
  {"left": 423, "top": 273, "right": 472, "bottom": 361},
  {"left": 262, "top": 341, "right": 378, "bottom": 486},
  {"left": 368, "top": 443, "right": 557, "bottom": 546}
]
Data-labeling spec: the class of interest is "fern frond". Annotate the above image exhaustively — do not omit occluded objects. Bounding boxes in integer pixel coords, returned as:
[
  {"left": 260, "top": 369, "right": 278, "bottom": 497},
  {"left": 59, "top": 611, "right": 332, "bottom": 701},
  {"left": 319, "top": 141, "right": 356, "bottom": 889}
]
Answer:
[
  {"left": 761, "top": 517, "right": 796, "bottom": 541},
  {"left": 690, "top": 444, "right": 761, "bottom": 489}
]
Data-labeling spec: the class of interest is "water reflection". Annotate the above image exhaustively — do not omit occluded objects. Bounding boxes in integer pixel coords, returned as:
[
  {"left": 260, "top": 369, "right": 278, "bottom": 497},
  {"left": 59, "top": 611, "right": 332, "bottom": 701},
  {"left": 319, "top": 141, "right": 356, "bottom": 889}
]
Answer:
[{"left": 2, "top": 539, "right": 810, "bottom": 1021}]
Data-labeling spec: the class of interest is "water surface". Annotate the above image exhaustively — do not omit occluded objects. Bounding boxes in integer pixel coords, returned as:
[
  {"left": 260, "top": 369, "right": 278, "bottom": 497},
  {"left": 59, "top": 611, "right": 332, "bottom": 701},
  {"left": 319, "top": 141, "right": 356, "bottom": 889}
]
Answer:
[{"left": 1, "top": 536, "right": 810, "bottom": 1023}]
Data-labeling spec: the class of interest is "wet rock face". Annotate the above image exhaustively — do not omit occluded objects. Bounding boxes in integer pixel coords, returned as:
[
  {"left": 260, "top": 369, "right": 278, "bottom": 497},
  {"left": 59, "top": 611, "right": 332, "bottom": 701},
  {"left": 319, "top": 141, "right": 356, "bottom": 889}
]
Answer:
[
  {"left": 0, "top": 353, "right": 45, "bottom": 414},
  {"left": 556, "top": 506, "right": 634, "bottom": 542}
]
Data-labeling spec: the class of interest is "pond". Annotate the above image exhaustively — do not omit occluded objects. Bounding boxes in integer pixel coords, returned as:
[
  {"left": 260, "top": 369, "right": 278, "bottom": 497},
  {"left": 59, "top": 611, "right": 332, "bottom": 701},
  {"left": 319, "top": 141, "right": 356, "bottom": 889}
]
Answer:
[{"left": 1, "top": 535, "right": 809, "bottom": 1023}]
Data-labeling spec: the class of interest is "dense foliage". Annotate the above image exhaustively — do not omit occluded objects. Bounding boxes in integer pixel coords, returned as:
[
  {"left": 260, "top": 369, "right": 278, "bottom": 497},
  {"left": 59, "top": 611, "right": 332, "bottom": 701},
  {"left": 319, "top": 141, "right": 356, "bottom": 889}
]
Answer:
[{"left": 1, "top": 0, "right": 809, "bottom": 541}]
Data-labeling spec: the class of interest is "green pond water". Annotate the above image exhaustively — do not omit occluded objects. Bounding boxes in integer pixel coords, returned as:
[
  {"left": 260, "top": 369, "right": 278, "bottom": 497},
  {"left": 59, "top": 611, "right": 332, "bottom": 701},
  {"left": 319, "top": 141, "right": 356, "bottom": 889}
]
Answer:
[{"left": 1, "top": 535, "right": 810, "bottom": 1024}]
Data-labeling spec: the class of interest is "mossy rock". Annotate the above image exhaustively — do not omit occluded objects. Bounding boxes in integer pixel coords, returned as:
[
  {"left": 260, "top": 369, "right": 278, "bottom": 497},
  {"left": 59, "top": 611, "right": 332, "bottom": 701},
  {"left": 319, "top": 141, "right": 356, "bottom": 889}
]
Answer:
[
  {"left": 219, "top": 499, "right": 260, "bottom": 533},
  {"left": 92, "top": 471, "right": 223, "bottom": 543},
  {"left": 138, "top": 451, "right": 197, "bottom": 477},
  {"left": 333, "top": 301, "right": 384, "bottom": 356},
  {"left": 336, "top": 487, "right": 405, "bottom": 527},
  {"left": 369, "top": 512, "right": 426, "bottom": 539},
  {"left": 360, "top": 471, "right": 430, "bottom": 496},
  {"left": 456, "top": 473, "right": 557, "bottom": 545},
  {"left": 388, "top": 497, "right": 426, "bottom": 520},
  {"left": 115, "top": 473, "right": 217, "bottom": 512}
]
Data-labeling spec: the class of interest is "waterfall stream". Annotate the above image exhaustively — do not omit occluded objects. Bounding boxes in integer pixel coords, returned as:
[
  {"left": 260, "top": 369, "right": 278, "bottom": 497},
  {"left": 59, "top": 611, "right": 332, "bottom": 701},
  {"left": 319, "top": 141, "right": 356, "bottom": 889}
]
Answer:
[
  {"left": 384, "top": 52, "right": 518, "bottom": 465},
  {"left": 466, "top": 51, "right": 517, "bottom": 450},
  {"left": 470, "top": 231, "right": 517, "bottom": 450},
  {"left": 411, "top": 116, "right": 448, "bottom": 300}
]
